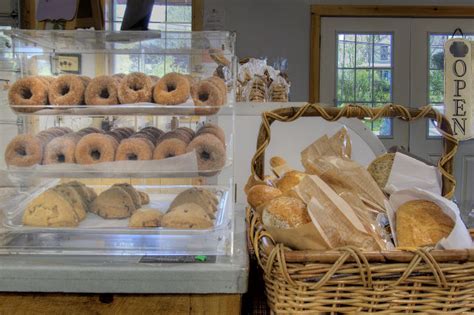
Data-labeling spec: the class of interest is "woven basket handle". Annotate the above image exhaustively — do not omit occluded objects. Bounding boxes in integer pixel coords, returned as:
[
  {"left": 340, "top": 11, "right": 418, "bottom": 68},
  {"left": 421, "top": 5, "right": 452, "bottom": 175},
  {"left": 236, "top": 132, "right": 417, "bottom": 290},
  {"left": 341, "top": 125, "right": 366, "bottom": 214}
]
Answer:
[{"left": 250, "top": 103, "right": 458, "bottom": 198}]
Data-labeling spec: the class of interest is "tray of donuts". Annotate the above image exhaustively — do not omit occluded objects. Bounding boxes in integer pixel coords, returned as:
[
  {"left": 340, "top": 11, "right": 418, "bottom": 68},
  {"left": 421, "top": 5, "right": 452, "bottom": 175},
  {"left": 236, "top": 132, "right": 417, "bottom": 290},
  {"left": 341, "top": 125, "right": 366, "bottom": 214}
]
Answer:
[
  {"left": 4, "top": 123, "right": 230, "bottom": 178},
  {"left": 2, "top": 180, "right": 230, "bottom": 231},
  {"left": 7, "top": 72, "right": 232, "bottom": 116}
]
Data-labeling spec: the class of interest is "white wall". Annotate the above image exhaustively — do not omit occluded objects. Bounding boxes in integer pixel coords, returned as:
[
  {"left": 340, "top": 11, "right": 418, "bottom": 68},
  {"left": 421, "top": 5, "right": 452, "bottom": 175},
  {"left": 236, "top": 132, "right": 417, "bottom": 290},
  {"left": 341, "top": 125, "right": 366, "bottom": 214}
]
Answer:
[{"left": 204, "top": 0, "right": 474, "bottom": 101}]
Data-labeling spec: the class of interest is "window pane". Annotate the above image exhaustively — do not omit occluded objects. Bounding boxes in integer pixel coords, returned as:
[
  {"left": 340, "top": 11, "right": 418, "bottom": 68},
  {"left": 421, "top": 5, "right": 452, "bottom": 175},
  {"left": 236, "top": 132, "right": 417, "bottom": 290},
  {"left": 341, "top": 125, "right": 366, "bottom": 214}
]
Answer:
[
  {"left": 144, "top": 54, "right": 165, "bottom": 77},
  {"left": 150, "top": 4, "right": 166, "bottom": 23},
  {"left": 355, "top": 69, "right": 372, "bottom": 101},
  {"left": 337, "top": 34, "right": 355, "bottom": 68},
  {"left": 336, "top": 32, "right": 393, "bottom": 137},
  {"left": 166, "top": 4, "right": 192, "bottom": 23},
  {"left": 337, "top": 69, "right": 355, "bottom": 101},
  {"left": 374, "top": 69, "right": 391, "bottom": 102}
]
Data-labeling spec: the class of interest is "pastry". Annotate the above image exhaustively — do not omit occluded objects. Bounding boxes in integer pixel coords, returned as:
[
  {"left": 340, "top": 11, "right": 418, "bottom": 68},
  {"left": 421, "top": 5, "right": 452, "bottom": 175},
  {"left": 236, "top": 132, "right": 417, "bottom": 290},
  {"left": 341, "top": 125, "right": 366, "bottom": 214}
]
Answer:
[
  {"left": 5, "top": 127, "right": 72, "bottom": 167},
  {"left": 169, "top": 187, "right": 219, "bottom": 218},
  {"left": 22, "top": 189, "right": 79, "bottom": 227},
  {"left": 185, "top": 134, "right": 226, "bottom": 173},
  {"left": 8, "top": 76, "right": 49, "bottom": 112},
  {"left": 48, "top": 74, "right": 87, "bottom": 105},
  {"left": 262, "top": 196, "right": 310, "bottom": 229},
  {"left": 117, "top": 72, "right": 153, "bottom": 104},
  {"left": 85, "top": 75, "right": 119, "bottom": 105},
  {"left": 112, "top": 183, "right": 143, "bottom": 208},
  {"left": 52, "top": 185, "right": 88, "bottom": 220},
  {"left": 161, "top": 203, "right": 213, "bottom": 229},
  {"left": 396, "top": 200, "right": 454, "bottom": 247},
  {"left": 89, "top": 186, "right": 137, "bottom": 219},
  {"left": 153, "top": 72, "right": 190, "bottom": 105},
  {"left": 129, "top": 209, "right": 163, "bottom": 228},
  {"left": 196, "top": 123, "right": 226, "bottom": 145},
  {"left": 247, "top": 185, "right": 282, "bottom": 211},
  {"left": 75, "top": 133, "right": 118, "bottom": 164}
]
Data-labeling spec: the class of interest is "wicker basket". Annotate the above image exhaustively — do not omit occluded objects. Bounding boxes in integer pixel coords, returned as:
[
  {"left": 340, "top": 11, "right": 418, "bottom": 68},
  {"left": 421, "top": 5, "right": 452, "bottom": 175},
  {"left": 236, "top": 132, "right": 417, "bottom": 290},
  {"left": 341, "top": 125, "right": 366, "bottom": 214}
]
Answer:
[{"left": 247, "top": 103, "right": 474, "bottom": 314}]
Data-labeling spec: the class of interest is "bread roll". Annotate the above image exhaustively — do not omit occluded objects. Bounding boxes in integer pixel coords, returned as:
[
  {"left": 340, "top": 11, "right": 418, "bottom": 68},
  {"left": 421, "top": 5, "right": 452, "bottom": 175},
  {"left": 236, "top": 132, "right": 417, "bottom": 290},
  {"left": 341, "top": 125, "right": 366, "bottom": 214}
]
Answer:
[
  {"left": 270, "top": 156, "right": 287, "bottom": 168},
  {"left": 247, "top": 185, "right": 282, "bottom": 211},
  {"left": 244, "top": 175, "right": 275, "bottom": 195},
  {"left": 396, "top": 200, "right": 454, "bottom": 247},
  {"left": 262, "top": 196, "right": 310, "bottom": 229},
  {"left": 276, "top": 171, "right": 306, "bottom": 194}
]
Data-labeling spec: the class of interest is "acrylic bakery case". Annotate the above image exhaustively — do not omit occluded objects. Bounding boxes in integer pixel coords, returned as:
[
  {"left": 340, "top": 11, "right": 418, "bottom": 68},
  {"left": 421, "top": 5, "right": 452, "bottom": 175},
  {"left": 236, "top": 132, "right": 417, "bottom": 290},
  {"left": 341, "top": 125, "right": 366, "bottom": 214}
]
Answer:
[{"left": 0, "top": 30, "right": 236, "bottom": 256}]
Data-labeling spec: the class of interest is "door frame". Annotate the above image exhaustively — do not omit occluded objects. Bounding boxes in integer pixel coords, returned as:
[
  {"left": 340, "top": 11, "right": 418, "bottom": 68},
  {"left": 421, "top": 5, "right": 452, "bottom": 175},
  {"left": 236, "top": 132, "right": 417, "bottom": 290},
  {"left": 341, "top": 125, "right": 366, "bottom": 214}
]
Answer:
[{"left": 310, "top": 5, "right": 474, "bottom": 103}]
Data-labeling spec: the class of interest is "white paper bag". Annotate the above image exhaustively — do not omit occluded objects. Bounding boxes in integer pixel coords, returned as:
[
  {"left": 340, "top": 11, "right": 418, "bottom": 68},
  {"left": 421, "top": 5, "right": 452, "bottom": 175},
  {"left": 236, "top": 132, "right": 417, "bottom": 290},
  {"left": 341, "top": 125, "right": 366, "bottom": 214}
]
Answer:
[
  {"left": 385, "top": 188, "right": 472, "bottom": 249},
  {"left": 384, "top": 152, "right": 442, "bottom": 195}
]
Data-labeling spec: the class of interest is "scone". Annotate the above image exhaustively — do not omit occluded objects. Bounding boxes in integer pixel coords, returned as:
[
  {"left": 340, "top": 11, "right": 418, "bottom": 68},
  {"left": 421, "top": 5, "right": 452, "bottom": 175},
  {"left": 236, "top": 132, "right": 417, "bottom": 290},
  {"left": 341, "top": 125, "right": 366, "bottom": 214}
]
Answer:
[
  {"left": 63, "top": 180, "right": 97, "bottom": 203},
  {"left": 90, "top": 186, "right": 137, "bottom": 219},
  {"left": 112, "top": 183, "right": 142, "bottom": 208},
  {"left": 247, "top": 185, "right": 282, "bottom": 211},
  {"left": 23, "top": 189, "right": 79, "bottom": 227},
  {"left": 262, "top": 196, "right": 310, "bottom": 229},
  {"left": 129, "top": 209, "right": 163, "bottom": 228},
  {"left": 169, "top": 188, "right": 219, "bottom": 218},
  {"left": 161, "top": 203, "right": 213, "bottom": 229},
  {"left": 138, "top": 191, "right": 150, "bottom": 205},
  {"left": 53, "top": 185, "right": 88, "bottom": 220},
  {"left": 396, "top": 199, "right": 454, "bottom": 247}
]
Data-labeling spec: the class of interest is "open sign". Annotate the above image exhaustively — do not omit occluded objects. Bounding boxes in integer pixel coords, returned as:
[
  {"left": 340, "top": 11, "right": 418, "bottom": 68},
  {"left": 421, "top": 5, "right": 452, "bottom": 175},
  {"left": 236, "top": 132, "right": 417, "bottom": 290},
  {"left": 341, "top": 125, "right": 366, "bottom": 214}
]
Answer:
[{"left": 444, "top": 39, "right": 473, "bottom": 141}]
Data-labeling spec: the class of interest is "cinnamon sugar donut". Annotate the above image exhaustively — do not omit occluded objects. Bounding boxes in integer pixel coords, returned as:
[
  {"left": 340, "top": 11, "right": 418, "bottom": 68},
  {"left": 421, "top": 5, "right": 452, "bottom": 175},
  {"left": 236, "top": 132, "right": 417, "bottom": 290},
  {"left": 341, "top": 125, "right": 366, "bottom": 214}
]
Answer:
[
  {"left": 79, "top": 76, "right": 91, "bottom": 87},
  {"left": 75, "top": 133, "right": 118, "bottom": 164},
  {"left": 153, "top": 72, "right": 190, "bottom": 105},
  {"left": 153, "top": 138, "right": 188, "bottom": 160},
  {"left": 5, "top": 127, "right": 72, "bottom": 167},
  {"left": 207, "top": 76, "right": 227, "bottom": 102},
  {"left": 116, "top": 137, "right": 154, "bottom": 161},
  {"left": 118, "top": 72, "right": 153, "bottom": 104},
  {"left": 106, "top": 127, "right": 134, "bottom": 143},
  {"left": 8, "top": 77, "right": 49, "bottom": 112},
  {"left": 186, "top": 134, "right": 226, "bottom": 173},
  {"left": 196, "top": 123, "right": 225, "bottom": 145},
  {"left": 48, "top": 74, "right": 87, "bottom": 105},
  {"left": 157, "top": 130, "right": 191, "bottom": 145},
  {"left": 43, "top": 133, "right": 81, "bottom": 164},
  {"left": 84, "top": 75, "right": 119, "bottom": 105},
  {"left": 43, "top": 127, "right": 99, "bottom": 164},
  {"left": 137, "top": 126, "right": 164, "bottom": 144},
  {"left": 191, "top": 80, "right": 224, "bottom": 107}
]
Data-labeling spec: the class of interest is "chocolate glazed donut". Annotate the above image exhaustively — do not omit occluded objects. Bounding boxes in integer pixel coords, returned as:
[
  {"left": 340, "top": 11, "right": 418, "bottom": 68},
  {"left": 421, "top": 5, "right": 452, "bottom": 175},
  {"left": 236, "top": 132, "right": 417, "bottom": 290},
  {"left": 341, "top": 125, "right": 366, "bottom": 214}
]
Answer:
[
  {"left": 118, "top": 72, "right": 153, "bottom": 104},
  {"left": 84, "top": 75, "right": 120, "bottom": 105},
  {"left": 8, "top": 76, "right": 49, "bottom": 113},
  {"left": 153, "top": 72, "right": 190, "bottom": 105},
  {"left": 48, "top": 74, "right": 87, "bottom": 105},
  {"left": 186, "top": 133, "right": 226, "bottom": 176},
  {"left": 75, "top": 133, "right": 119, "bottom": 164},
  {"left": 5, "top": 127, "right": 72, "bottom": 167},
  {"left": 43, "top": 127, "right": 103, "bottom": 164}
]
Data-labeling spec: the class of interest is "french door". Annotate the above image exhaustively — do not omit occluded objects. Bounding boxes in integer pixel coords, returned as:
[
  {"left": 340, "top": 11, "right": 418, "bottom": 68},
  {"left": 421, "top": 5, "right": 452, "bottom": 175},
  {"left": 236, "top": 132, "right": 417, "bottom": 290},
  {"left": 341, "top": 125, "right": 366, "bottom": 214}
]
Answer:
[{"left": 320, "top": 17, "right": 474, "bottom": 223}]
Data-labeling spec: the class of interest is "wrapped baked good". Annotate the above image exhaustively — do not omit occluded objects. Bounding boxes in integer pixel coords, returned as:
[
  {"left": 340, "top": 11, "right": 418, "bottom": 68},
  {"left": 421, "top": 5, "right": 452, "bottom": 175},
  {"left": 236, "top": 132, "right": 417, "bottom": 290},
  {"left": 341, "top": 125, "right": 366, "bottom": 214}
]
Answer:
[{"left": 262, "top": 196, "right": 310, "bottom": 229}]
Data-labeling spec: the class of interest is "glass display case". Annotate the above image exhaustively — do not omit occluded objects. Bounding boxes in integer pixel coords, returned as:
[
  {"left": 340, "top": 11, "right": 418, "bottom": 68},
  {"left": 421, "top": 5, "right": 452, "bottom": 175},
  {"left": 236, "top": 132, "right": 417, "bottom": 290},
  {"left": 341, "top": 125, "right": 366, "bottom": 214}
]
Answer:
[{"left": 0, "top": 30, "right": 236, "bottom": 256}]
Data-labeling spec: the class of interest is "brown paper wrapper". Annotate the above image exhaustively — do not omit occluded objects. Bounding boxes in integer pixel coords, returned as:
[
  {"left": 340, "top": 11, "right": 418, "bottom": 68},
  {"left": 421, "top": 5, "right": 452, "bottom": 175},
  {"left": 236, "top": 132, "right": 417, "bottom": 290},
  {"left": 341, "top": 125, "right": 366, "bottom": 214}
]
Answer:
[{"left": 265, "top": 223, "right": 329, "bottom": 251}]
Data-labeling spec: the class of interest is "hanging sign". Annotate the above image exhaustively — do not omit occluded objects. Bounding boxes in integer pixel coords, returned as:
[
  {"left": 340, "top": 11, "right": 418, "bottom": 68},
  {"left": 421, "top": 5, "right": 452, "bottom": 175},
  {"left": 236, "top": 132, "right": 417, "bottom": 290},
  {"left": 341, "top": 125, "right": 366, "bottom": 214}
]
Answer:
[{"left": 444, "top": 39, "right": 473, "bottom": 140}]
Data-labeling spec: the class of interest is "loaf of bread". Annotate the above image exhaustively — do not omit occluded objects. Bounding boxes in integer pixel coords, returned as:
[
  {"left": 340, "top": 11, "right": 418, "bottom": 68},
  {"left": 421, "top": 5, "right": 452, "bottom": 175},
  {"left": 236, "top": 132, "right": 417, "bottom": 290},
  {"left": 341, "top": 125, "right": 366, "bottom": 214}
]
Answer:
[
  {"left": 247, "top": 185, "right": 282, "bottom": 210},
  {"left": 262, "top": 196, "right": 310, "bottom": 229},
  {"left": 396, "top": 200, "right": 454, "bottom": 247}
]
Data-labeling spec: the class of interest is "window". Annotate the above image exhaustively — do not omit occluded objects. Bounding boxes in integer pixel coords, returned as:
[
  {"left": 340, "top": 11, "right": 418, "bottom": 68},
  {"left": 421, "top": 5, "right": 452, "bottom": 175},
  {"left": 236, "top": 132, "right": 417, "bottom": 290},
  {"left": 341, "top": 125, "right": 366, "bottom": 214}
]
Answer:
[
  {"left": 428, "top": 33, "right": 474, "bottom": 137},
  {"left": 108, "top": 0, "right": 192, "bottom": 76},
  {"left": 336, "top": 33, "right": 393, "bottom": 136}
]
